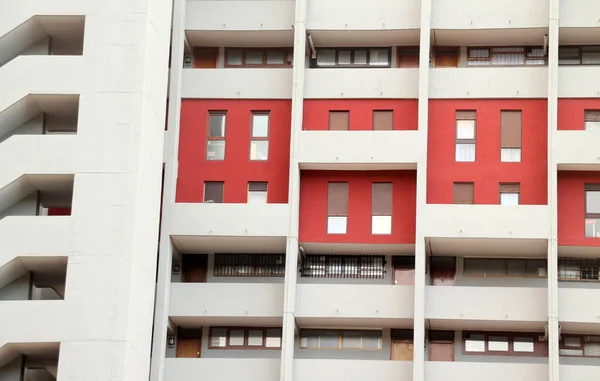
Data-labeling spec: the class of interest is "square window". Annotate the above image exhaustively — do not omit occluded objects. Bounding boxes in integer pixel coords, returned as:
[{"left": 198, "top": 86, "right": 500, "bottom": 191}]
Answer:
[
  {"left": 327, "top": 216, "right": 347, "bottom": 234},
  {"left": 362, "top": 331, "right": 382, "bottom": 349},
  {"left": 207, "top": 140, "right": 225, "bottom": 160},
  {"left": 456, "top": 144, "right": 475, "bottom": 162},
  {"left": 248, "top": 182, "right": 268, "bottom": 204},
  {"left": 320, "top": 331, "right": 339, "bottom": 349},
  {"left": 500, "top": 192, "right": 520, "bottom": 206},
  {"left": 338, "top": 50, "right": 351, "bottom": 65},
  {"left": 488, "top": 336, "right": 509, "bottom": 351},
  {"left": 252, "top": 114, "right": 269, "bottom": 137},
  {"left": 372, "top": 215, "right": 392, "bottom": 235},
  {"left": 250, "top": 140, "right": 269, "bottom": 160},
  {"left": 229, "top": 329, "right": 245, "bottom": 346},
  {"left": 246, "top": 50, "right": 263, "bottom": 65},
  {"left": 226, "top": 49, "right": 243, "bottom": 65},
  {"left": 266, "top": 50, "right": 284, "bottom": 65},
  {"left": 514, "top": 337, "right": 535, "bottom": 352},
  {"left": 204, "top": 182, "right": 224, "bottom": 203},
  {"left": 369, "top": 48, "right": 389, "bottom": 66},
  {"left": 465, "top": 333, "right": 485, "bottom": 352},
  {"left": 353, "top": 50, "right": 367, "bottom": 65},
  {"left": 317, "top": 50, "right": 336, "bottom": 66},
  {"left": 247, "top": 330, "right": 264, "bottom": 346},
  {"left": 342, "top": 331, "right": 362, "bottom": 349},
  {"left": 211, "top": 328, "right": 227, "bottom": 348},
  {"left": 266, "top": 329, "right": 282, "bottom": 348}
]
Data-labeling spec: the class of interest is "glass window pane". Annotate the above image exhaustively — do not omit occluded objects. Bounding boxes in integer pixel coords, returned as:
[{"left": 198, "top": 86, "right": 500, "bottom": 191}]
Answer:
[
  {"left": 456, "top": 120, "right": 475, "bottom": 139},
  {"left": 372, "top": 215, "right": 392, "bottom": 234},
  {"left": 206, "top": 140, "right": 225, "bottom": 160},
  {"left": 300, "top": 330, "right": 319, "bottom": 348},
  {"left": 584, "top": 342, "right": 600, "bottom": 356},
  {"left": 582, "top": 51, "right": 600, "bottom": 64},
  {"left": 354, "top": 50, "right": 367, "bottom": 65},
  {"left": 248, "top": 190, "right": 267, "bottom": 204},
  {"left": 501, "top": 148, "right": 521, "bottom": 162},
  {"left": 507, "top": 260, "right": 527, "bottom": 277},
  {"left": 585, "top": 218, "right": 600, "bottom": 238},
  {"left": 485, "top": 259, "right": 506, "bottom": 277},
  {"left": 319, "top": 330, "right": 339, "bottom": 349},
  {"left": 456, "top": 144, "right": 475, "bottom": 162},
  {"left": 250, "top": 140, "right": 269, "bottom": 160},
  {"left": 338, "top": 50, "right": 351, "bottom": 65},
  {"left": 248, "top": 330, "right": 264, "bottom": 346},
  {"left": 252, "top": 114, "right": 269, "bottom": 137},
  {"left": 465, "top": 333, "right": 485, "bottom": 352},
  {"left": 369, "top": 48, "right": 389, "bottom": 66},
  {"left": 527, "top": 259, "right": 547, "bottom": 277},
  {"left": 211, "top": 328, "right": 227, "bottom": 347},
  {"left": 266, "top": 329, "right": 282, "bottom": 348},
  {"left": 488, "top": 336, "right": 509, "bottom": 351},
  {"left": 564, "top": 336, "right": 582, "bottom": 347},
  {"left": 227, "top": 49, "right": 243, "bottom": 65},
  {"left": 586, "top": 191, "right": 600, "bottom": 213},
  {"left": 209, "top": 115, "right": 226, "bottom": 137},
  {"left": 514, "top": 337, "right": 535, "bottom": 352},
  {"left": 464, "top": 259, "right": 486, "bottom": 276},
  {"left": 362, "top": 331, "right": 381, "bottom": 349},
  {"left": 246, "top": 50, "right": 263, "bottom": 65},
  {"left": 229, "top": 329, "right": 245, "bottom": 346},
  {"left": 317, "top": 50, "right": 335, "bottom": 66},
  {"left": 327, "top": 216, "right": 347, "bottom": 234},
  {"left": 585, "top": 121, "right": 600, "bottom": 131},
  {"left": 342, "top": 331, "right": 361, "bottom": 349},
  {"left": 266, "top": 50, "right": 284, "bottom": 65},
  {"left": 500, "top": 193, "right": 520, "bottom": 206}
]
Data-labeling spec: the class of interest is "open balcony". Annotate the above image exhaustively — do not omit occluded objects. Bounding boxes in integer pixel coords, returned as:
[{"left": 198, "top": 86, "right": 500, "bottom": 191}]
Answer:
[
  {"left": 422, "top": 204, "right": 549, "bottom": 256},
  {"left": 296, "top": 284, "right": 414, "bottom": 328},
  {"left": 425, "top": 286, "right": 547, "bottom": 331},
  {"left": 297, "top": 130, "right": 420, "bottom": 170},
  {"left": 429, "top": 67, "right": 548, "bottom": 99}
]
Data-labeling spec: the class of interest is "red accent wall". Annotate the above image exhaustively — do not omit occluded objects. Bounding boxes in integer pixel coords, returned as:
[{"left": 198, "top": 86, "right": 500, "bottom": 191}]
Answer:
[
  {"left": 48, "top": 208, "right": 71, "bottom": 216},
  {"left": 427, "top": 99, "right": 548, "bottom": 205},
  {"left": 299, "top": 170, "right": 416, "bottom": 244},
  {"left": 177, "top": 100, "right": 291, "bottom": 203},
  {"left": 558, "top": 171, "right": 600, "bottom": 247},
  {"left": 558, "top": 99, "right": 600, "bottom": 130},
  {"left": 303, "top": 99, "right": 418, "bottom": 130}
]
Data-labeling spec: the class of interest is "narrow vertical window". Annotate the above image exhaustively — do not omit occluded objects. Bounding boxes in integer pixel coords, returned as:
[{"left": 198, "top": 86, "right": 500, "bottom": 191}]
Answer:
[
  {"left": 453, "top": 182, "right": 474, "bottom": 204},
  {"left": 248, "top": 182, "right": 268, "bottom": 204},
  {"left": 204, "top": 181, "right": 224, "bottom": 203},
  {"left": 584, "top": 110, "right": 600, "bottom": 131},
  {"left": 499, "top": 183, "right": 520, "bottom": 206},
  {"left": 373, "top": 111, "right": 393, "bottom": 130},
  {"left": 372, "top": 183, "right": 392, "bottom": 234},
  {"left": 329, "top": 111, "right": 349, "bottom": 130},
  {"left": 250, "top": 112, "right": 269, "bottom": 160},
  {"left": 455, "top": 111, "right": 476, "bottom": 162},
  {"left": 585, "top": 185, "right": 600, "bottom": 237},
  {"left": 500, "top": 111, "right": 522, "bottom": 162},
  {"left": 327, "top": 182, "right": 349, "bottom": 234},
  {"left": 206, "top": 112, "right": 226, "bottom": 160}
]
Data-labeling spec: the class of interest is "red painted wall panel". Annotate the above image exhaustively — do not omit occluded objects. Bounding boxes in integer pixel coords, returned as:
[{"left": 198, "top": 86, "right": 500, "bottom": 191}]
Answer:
[
  {"left": 427, "top": 99, "right": 548, "bottom": 205},
  {"left": 299, "top": 170, "right": 416, "bottom": 244},
  {"left": 558, "top": 171, "right": 600, "bottom": 247},
  {"left": 558, "top": 98, "right": 600, "bottom": 130},
  {"left": 177, "top": 100, "right": 291, "bottom": 203},
  {"left": 303, "top": 99, "right": 418, "bottom": 130}
]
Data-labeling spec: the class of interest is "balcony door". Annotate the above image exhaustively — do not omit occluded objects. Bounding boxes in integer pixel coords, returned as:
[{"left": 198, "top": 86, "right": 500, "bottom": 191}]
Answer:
[
  {"left": 391, "top": 341, "right": 413, "bottom": 361},
  {"left": 177, "top": 328, "right": 203, "bottom": 358}
]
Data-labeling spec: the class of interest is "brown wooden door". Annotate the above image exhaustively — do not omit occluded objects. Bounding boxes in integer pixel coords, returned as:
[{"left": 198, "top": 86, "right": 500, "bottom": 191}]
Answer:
[
  {"left": 185, "top": 267, "right": 207, "bottom": 283},
  {"left": 193, "top": 47, "right": 218, "bottom": 68},
  {"left": 434, "top": 49, "right": 459, "bottom": 67},
  {"left": 429, "top": 342, "right": 454, "bottom": 361},
  {"left": 391, "top": 341, "right": 413, "bottom": 361},
  {"left": 394, "top": 269, "right": 415, "bottom": 285},
  {"left": 177, "top": 338, "right": 202, "bottom": 358}
]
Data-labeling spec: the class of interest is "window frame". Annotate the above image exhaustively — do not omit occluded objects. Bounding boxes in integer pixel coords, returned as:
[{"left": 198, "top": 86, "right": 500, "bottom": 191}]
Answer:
[
  {"left": 208, "top": 327, "right": 283, "bottom": 349},
  {"left": 249, "top": 111, "right": 270, "bottom": 161},
  {"left": 463, "top": 258, "right": 547, "bottom": 279},
  {"left": 467, "top": 46, "right": 547, "bottom": 66},
  {"left": 585, "top": 185, "right": 600, "bottom": 238},
  {"left": 299, "top": 329, "right": 383, "bottom": 350},
  {"left": 499, "top": 183, "right": 521, "bottom": 205},
  {"left": 462, "top": 331, "right": 547, "bottom": 357},
  {"left": 206, "top": 111, "right": 227, "bottom": 161},
  {"left": 312, "top": 47, "right": 392, "bottom": 68},
  {"left": 559, "top": 334, "right": 600, "bottom": 358},
  {"left": 584, "top": 110, "right": 600, "bottom": 131},
  {"left": 224, "top": 48, "right": 293, "bottom": 68},
  {"left": 455, "top": 111, "right": 476, "bottom": 162},
  {"left": 203, "top": 181, "right": 224, "bottom": 203}
]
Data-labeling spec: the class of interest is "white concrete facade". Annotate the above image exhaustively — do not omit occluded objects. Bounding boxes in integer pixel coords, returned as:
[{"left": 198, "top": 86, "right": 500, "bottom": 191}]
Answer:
[
  {"left": 0, "top": 0, "right": 171, "bottom": 380},
  {"left": 149, "top": 1, "right": 600, "bottom": 381}
]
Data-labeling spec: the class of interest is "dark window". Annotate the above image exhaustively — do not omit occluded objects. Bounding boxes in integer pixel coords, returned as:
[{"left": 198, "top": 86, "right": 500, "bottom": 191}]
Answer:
[
  {"left": 300, "top": 255, "right": 385, "bottom": 279},
  {"left": 204, "top": 181, "right": 224, "bottom": 203},
  {"left": 329, "top": 111, "right": 349, "bottom": 130},
  {"left": 214, "top": 254, "right": 285, "bottom": 277},
  {"left": 464, "top": 258, "right": 546, "bottom": 278},
  {"left": 559, "top": 46, "right": 600, "bottom": 65},
  {"left": 299, "top": 329, "right": 382, "bottom": 350},
  {"left": 560, "top": 335, "right": 600, "bottom": 357},
  {"left": 225, "top": 48, "right": 292, "bottom": 67},
  {"left": 558, "top": 258, "right": 600, "bottom": 281},
  {"left": 454, "top": 182, "right": 474, "bottom": 204},
  {"left": 313, "top": 47, "right": 391, "bottom": 68},
  {"left": 373, "top": 110, "right": 393, "bottom": 130},
  {"left": 585, "top": 185, "right": 600, "bottom": 238},
  {"left": 209, "top": 327, "right": 282, "bottom": 349},
  {"left": 430, "top": 257, "right": 456, "bottom": 285},
  {"left": 463, "top": 332, "right": 547, "bottom": 356}
]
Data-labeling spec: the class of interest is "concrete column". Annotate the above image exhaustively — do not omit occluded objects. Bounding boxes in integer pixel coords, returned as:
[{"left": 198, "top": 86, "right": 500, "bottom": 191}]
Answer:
[
  {"left": 149, "top": 0, "right": 187, "bottom": 380},
  {"left": 413, "top": 0, "right": 432, "bottom": 380},
  {"left": 546, "top": 0, "right": 560, "bottom": 380},
  {"left": 280, "top": 0, "right": 307, "bottom": 378}
]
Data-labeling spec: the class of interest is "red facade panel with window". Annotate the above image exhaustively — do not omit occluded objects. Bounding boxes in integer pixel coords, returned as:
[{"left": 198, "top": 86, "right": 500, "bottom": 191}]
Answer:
[
  {"left": 303, "top": 100, "right": 418, "bottom": 131},
  {"left": 558, "top": 171, "right": 600, "bottom": 247},
  {"left": 558, "top": 99, "right": 600, "bottom": 130},
  {"left": 427, "top": 99, "right": 547, "bottom": 205},
  {"left": 177, "top": 100, "right": 291, "bottom": 203},
  {"left": 299, "top": 170, "right": 416, "bottom": 244}
]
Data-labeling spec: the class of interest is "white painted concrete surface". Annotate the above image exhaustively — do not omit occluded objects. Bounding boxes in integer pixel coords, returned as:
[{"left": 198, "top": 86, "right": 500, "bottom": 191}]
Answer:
[
  {"left": 425, "top": 362, "right": 548, "bottom": 381},
  {"left": 554, "top": 130, "right": 600, "bottom": 169},
  {"left": 558, "top": 288, "right": 600, "bottom": 325},
  {"left": 558, "top": 67, "right": 600, "bottom": 98},
  {"left": 559, "top": 0, "right": 600, "bottom": 27},
  {"left": 294, "top": 360, "right": 412, "bottom": 381},
  {"left": 165, "top": 358, "right": 280, "bottom": 381}
]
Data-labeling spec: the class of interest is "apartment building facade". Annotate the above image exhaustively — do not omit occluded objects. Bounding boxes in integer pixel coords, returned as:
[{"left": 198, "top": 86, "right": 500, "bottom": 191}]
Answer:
[{"left": 0, "top": 0, "right": 171, "bottom": 380}]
